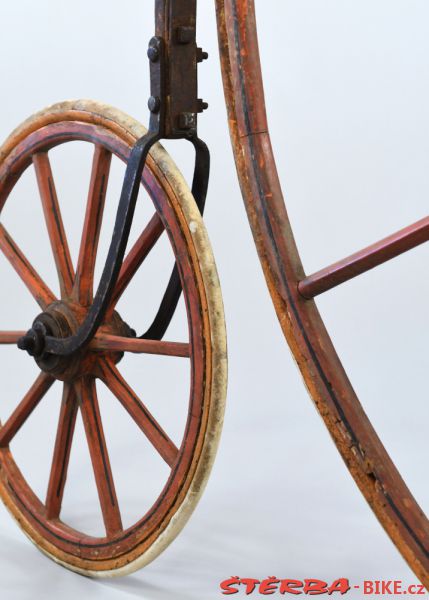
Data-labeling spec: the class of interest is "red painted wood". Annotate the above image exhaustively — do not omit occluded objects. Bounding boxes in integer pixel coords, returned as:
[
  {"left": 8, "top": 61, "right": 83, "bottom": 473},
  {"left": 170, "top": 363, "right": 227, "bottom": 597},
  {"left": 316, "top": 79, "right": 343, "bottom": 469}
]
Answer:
[
  {"left": 217, "top": 0, "right": 429, "bottom": 584},
  {"left": 0, "top": 115, "right": 208, "bottom": 567},
  {"left": 33, "top": 152, "right": 75, "bottom": 298},
  {"left": 108, "top": 214, "right": 164, "bottom": 312},
  {"left": 91, "top": 334, "right": 190, "bottom": 358},
  {"left": 0, "top": 331, "right": 26, "bottom": 344},
  {"left": 98, "top": 360, "right": 179, "bottom": 468},
  {"left": 73, "top": 146, "right": 111, "bottom": 306},
  {"left": 45, "top": 383, "right": 78, "bottom": 520},
  {"left": 0, "top": 373, "right": 55, "bottom": 447},
  {"left": 0, "top": 224, "right": 57, "bottom": 309},
  {"left": 299, "top": 215, "right": 429, "bottom": 298},
  {"left": 76, "top": 377, "right": 123, "bottom": 537}
]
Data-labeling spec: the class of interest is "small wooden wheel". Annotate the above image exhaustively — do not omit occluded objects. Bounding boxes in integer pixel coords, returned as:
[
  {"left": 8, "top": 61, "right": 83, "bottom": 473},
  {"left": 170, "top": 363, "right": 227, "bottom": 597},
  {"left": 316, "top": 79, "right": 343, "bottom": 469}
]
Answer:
[{"left": 0, "top": 100, "right": 227, "bottom": 576}]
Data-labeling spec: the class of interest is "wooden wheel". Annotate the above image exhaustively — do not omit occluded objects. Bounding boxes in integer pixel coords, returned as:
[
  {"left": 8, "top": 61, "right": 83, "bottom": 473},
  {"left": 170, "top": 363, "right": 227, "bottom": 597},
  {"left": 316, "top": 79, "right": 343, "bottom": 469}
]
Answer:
[
  {"left": 0, "top": 100, "right": 227, "bottom": 576},
  {"left": 216, "top": 0, "right": 429, "bottom": 587}
]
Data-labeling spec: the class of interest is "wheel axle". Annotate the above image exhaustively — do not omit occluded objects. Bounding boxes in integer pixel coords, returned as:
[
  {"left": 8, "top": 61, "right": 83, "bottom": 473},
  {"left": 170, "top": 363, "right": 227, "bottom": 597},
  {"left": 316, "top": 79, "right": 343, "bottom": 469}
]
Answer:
[
  {"left": 17, "top": 321, "right": 48, "bottom": 358},
  {"left": 17, "top": 302, "right": 135, "bottom": 380}
]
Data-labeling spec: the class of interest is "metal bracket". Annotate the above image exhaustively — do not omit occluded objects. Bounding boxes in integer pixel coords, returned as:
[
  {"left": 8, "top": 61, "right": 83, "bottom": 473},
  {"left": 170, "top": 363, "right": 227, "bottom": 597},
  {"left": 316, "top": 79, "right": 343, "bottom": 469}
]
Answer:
[{"left": 18, "top": 0, "right": 210, "bottom": 359}]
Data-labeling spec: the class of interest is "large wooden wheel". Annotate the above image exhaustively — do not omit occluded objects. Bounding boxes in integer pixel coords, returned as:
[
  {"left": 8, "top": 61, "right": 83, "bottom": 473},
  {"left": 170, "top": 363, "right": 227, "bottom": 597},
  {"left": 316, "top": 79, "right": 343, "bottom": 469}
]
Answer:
[
  {"left": 216, "top": 0, "right": 429, "bottom": 587},
  {"left": 0, "top": 100, "right": 227, "bottom": 576}
]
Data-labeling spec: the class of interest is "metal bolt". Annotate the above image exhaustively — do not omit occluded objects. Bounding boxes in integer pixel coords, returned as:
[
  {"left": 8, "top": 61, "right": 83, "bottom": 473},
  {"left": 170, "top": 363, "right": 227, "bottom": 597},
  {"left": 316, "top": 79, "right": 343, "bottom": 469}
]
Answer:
[
  {"left": 197, "top": 99, "right": 209, "bottom": 113},
  {"left": 17, "top": 321, "right": 47, "bottom": 358},
  {"left": 197, "top": 48, "right": 209, "bottom": 63},
  {"left": 147, "top": 45, "right": 159, "bottom": 62},
  {"left": 148, "top": 96, "right": 161, "bottom": 114}
]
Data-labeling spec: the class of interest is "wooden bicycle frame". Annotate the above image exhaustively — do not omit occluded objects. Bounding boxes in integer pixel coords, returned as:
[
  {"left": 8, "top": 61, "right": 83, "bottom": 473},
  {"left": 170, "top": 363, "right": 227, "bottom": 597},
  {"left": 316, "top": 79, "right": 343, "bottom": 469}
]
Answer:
[
  {"left": 4, "top": 0, "right": 428, "bottom": 584},
  {"left": 215, "top": 0, "right": 429, "bottom": 587}
]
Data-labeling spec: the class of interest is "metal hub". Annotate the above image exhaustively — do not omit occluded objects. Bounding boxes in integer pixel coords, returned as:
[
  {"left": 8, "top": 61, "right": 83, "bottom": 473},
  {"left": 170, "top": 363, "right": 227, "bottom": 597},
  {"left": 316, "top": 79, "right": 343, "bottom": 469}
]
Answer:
[{"left": 18, "top": 301, "right": 135, "bottom": 381}]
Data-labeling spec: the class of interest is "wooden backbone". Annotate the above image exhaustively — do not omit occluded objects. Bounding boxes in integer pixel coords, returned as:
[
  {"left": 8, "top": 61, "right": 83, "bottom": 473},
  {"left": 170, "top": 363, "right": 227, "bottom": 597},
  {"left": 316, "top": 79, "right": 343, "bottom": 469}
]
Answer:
[{"left": 216, "top": 0, "right": 429, "bottom": 587}]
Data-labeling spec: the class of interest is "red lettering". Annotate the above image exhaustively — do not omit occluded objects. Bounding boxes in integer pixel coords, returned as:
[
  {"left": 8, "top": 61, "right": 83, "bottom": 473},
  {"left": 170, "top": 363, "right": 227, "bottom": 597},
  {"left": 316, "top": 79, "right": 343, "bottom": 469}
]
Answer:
[
  {"left": 221, "top": 577, "right": 241, "bottom": 595},
  {"left": 363, "top": 581, "right": 374, "bottom": 595},
  {"left": 241, "top": 578, "right": 260, "bottom": 595},
  {"left": 303, "top": 580, "right": 328, "bottom": 595},
  {"left": 410, "top": 584, "right": 426, "bottom": 595},
  {"left": 280, "top": 579, "right": 304, "bottom": 595},
  {"left": 327, "top": 579, "right": 351, "bottom": 595},
  {"left": 259, "top": 577, "right": 280, "bottom": 595},
  {"left": 392, "top": 581, "right": 402, "bottom": 594}
]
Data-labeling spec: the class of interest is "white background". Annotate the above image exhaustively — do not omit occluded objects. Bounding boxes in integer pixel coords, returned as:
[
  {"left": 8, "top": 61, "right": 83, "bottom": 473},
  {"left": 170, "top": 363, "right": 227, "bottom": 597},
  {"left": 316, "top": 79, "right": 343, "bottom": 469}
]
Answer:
[{"left": 0, "top": 1, "right": 428, "bottom": 598}]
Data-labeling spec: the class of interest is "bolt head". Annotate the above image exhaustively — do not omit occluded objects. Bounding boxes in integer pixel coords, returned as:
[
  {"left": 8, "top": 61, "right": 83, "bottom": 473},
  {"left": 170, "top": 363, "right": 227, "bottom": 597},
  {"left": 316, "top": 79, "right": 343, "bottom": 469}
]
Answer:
[
  {"left": 147, "top": 46, "right": 159, "bottom": 62},
  {"left": 197, "top": 99, "right": 209, "bottom": 113},
  {"left": 148, "top": 96, "right": 161, "bottom": 114},
  {"left": 197, "top": 48, "right": 209, "bottom": 63}
]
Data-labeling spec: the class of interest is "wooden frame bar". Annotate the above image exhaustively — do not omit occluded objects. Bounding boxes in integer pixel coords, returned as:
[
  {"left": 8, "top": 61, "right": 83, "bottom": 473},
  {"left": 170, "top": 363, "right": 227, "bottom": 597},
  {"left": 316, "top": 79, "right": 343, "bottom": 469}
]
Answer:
[{"left": 299, "top": 216, "right": 429, "bottom": 299}]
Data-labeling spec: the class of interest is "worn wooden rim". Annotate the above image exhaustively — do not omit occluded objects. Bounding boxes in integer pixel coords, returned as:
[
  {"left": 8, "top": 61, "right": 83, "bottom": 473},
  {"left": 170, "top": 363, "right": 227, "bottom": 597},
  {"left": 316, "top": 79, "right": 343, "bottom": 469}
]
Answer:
[
  {"left": 0, "top": 100, "right": 227, "bottom": 577},
  {"left": 216, "top": 0, "right": 428, "bottom": 587}
]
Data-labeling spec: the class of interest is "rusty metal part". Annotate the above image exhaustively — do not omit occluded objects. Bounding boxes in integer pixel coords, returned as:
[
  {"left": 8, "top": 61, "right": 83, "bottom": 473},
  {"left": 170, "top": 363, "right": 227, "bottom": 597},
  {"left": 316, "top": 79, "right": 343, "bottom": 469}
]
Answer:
[{"left": 18, "top": 0, "right": 210, "bottom": 360}]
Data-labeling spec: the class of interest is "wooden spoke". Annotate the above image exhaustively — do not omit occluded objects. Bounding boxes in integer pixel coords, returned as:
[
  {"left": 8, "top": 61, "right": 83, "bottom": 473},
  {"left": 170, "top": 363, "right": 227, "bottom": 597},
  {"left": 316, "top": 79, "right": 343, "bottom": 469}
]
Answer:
[
  {"left": 98, "top": 360, "right": 179, "bottom": 468},
  {"left": 0, "top": 373, "right": 55, "bottom": 447},
  {"left": 76, "top": 377, "right": 122, "bottom": 536},
  {"left": 0, "top": 224, "right": 57, "bottom": 309},
  {"left": 91, "top": 334, "right": 190, "bottom": 358},
  {"left": 73, "top": 146, "right": 112, "bottom": 305},
  {"left": 45, "top": 383, "right": 78, "bottom": 520},
  {"left": 298, "top": 215, "right": 429, "bottom": 299},
  {"left": 0, "top": 331, "right": 26, "bottom": 344},
  {"left": 33, "top": 152, "right": 75, "bottom": 298},
  {"left": 108, "top": 214, "right": 164, "bottom": 312}
]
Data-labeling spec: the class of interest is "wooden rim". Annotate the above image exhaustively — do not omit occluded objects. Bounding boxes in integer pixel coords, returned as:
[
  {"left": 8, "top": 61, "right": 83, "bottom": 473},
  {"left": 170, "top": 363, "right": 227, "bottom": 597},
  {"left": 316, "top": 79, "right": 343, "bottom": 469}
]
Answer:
[
  {"left": 0, "top": 100, "right": 227, "bottom": 576},
  {"left": 216, "top": 0, "right": 429, "bottom": 587}
]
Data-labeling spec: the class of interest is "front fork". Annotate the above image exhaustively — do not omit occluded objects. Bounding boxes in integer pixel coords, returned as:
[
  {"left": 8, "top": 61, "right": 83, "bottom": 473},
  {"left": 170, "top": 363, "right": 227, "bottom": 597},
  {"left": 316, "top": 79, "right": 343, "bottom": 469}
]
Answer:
[{"left": 18, "top": 0, "right": 210, "bottom": 359}]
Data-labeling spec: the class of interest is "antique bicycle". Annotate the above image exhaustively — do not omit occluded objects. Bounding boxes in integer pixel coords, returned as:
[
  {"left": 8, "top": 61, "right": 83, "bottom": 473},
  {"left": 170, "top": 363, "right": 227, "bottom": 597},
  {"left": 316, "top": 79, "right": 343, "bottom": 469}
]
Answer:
[{"left": 0, "top": 0, "right": 427, "bottom": 585}]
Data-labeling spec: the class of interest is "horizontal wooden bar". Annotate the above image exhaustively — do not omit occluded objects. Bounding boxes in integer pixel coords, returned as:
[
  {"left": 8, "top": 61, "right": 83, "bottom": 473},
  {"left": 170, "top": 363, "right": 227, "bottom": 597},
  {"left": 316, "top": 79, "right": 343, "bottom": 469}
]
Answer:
[
  {"left": 91, "top": 334, "right": 190, "bottom": 358},
  {"left": 298, "top": 215, "right": 429, "bottom": 299},
  {"left": 0, "top": 331, "right": 26, "bottom": 344}
]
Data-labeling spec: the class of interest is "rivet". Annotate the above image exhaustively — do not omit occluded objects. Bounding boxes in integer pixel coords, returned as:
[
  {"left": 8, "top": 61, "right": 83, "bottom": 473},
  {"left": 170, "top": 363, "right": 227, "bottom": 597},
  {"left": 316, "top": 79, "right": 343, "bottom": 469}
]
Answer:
[
  {"left": 148, "top": 96, "right": 161, "bottom": 113},
  {"left": 147, "top": 46, "right": 159, "bottom": 62}
]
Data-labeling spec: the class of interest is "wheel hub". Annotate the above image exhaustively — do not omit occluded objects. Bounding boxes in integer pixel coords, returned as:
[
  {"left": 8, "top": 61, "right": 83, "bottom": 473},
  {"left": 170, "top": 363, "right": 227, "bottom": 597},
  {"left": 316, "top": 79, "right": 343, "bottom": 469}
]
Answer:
[{"left": 18, "top": 300, "right": 135, "bottom": 381}]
